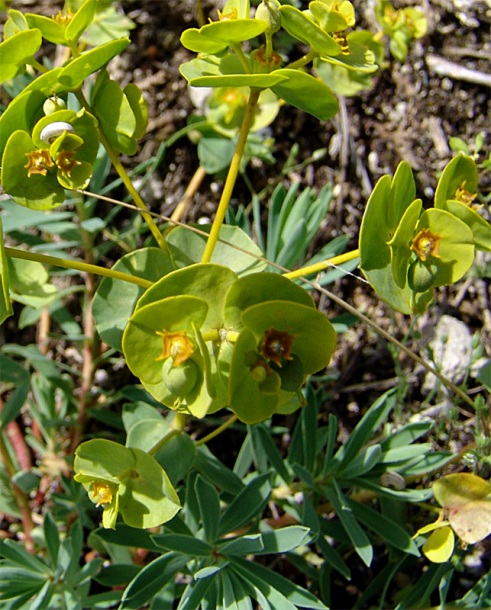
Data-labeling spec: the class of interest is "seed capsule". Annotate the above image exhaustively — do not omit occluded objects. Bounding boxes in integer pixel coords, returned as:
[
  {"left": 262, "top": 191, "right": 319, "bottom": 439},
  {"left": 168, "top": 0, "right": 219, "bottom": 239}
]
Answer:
[
  {"left": 43, "top": 96, "right": 67, "bottom": 115},
  {"left": 39, "top": 122, "right": 76, "bottom": 144}
]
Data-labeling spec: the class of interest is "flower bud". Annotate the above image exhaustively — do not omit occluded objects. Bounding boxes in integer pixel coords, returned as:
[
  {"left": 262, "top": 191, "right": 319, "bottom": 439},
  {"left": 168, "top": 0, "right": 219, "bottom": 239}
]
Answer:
[
  {"left": 255, "top": 0, "right": 281, "bottom": 34},
  {"left": 162, "top": 357, "right": 200, "bottom": 396}
]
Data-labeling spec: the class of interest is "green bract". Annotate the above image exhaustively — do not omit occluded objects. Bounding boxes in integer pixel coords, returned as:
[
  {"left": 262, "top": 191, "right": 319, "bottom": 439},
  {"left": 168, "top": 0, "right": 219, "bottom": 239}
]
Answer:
[
  {"left": 0, "top": 27, "right": 42, "bottom": 83},
  {"left": 359, "top": 156, "right": 486, "bottom": 314},
  {"left": 122, "top": 267, "right": 336, "bottom": 423},
  {"left": 74, "top": 439, "right": 181, "bottom": 529},
  {"left": 92, "top": 72, "right": 149, "bottom": 155},
  {"left": 435, "top": 153, "right": 491, "bottom": 251},
  {"left": 1, "top": 108, "right": 99, "bottom": 209}
]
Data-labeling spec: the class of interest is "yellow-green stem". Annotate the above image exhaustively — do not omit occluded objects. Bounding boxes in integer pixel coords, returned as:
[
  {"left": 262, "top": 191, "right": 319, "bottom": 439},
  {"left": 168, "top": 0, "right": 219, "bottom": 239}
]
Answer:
[
  {"left": 231, "top": 42, "right": 253, "bottom": 74},
  {"left": 201, "top": 89, "right": 260, "bottom": 263},
  {"left": 283, "top": 249, "right": 360, "bottom": 280},
  {"left": 74, "top": 90, "right": 168, "bottom": 252},
  {"left": 98, "top": 133, "right": 169, "bottom": 252},
  {"left": 195, "top": 414, "right": 238, "bottom": 446},
  {"left": 5, "top": 247, "right": 152, "bottom": 289},
  {"left": 286, "top": 49, "right": 317, "bottom": 70}
]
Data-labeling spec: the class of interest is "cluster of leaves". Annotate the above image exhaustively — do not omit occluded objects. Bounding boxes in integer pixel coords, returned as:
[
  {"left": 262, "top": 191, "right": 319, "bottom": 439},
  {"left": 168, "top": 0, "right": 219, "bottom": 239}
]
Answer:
[
  {"left": 0, "top": 0, "right": 144, "bottom": 211},
  {"left": 374, "top": 0, "right": 427, "bottom": 61},
  {"left": 180, "top": 0, "right": 378, "bottom": 121},
  {"left": 359, "top": 156, "right": 491, "bottom": 314}
]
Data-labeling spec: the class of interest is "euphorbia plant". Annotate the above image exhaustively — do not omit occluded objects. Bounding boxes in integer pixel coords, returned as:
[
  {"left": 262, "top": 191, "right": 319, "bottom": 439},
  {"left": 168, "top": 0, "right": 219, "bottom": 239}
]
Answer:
[{"left": 0, "top": 6, "right": 489, "bottom": 606}]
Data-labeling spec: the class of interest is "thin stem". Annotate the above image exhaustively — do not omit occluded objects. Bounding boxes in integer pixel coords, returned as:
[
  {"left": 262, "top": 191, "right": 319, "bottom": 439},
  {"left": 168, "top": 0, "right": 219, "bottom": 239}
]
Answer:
[
  {"left": 201, "top": 88, "right": 260, "bottom": 263},
  {"left": 74, "top": 90, "right": 168, "bottom": 252},
  {"left": 195, "top": 414, "right": 238, "bottom": 446},
  {"left": 311, "top": 279, "right": 476, "bottom": 410},
  {"left": 5, "top": 247, "right": 152, "bottom": 289},
  {"left": 283, "top": 249, "right": 360, "bottom": 280},
  {"left": 148, "top": 429, "right": 180, "bottom": 456},
  {"left": 231, "top": 42, "right": 252, "bottom": 74},
  {"left": 285, "top": 49, "right": 317, "bottom": 70},
  {"left": 170, "top": 165, "right": 207, "bottom": 223}
]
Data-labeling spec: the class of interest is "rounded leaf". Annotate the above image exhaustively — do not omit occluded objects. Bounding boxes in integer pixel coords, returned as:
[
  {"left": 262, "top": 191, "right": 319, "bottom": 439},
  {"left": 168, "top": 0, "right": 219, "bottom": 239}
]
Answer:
[
  {"left": 167, "top": 224, "right": 266, "bottom": 276},
  {"left": 229, "top": 328, "right": 281, "bottom": 424},
  {"left": 136, "top": 263, "right": 238, "bottom": 332},
  {"left": 447, "top": 501, "right": 491, "bottom": 545},
  {"left": 118, "top": 447, "right": 181, "bottom": 529},
  {"left": 434, "top": 473, "right": 491, "bottom": 508},
  {"left": 413, "top": 209, "right": 474, "bottom": 286},
  {"left": 181, "top": 19, "right": 268, "bottom": 54},
  {"left": 279, "top": 5, "right": 341, "bottom": 56},
  {"left": 434, "top": 154, "right": 478, "bottom": 209},
  {"left": 122, "top": 295, "right": 208, "bottom": 387},
  {"left": 0, "top": 28, "right": 43, "bottom": 82},
  {"left": 92, "top": 247, "right": 174, "bottom": 351},
  {"left": 422, "top": 526, "right": 454, "bottom": 563},
  {"left": 74, "top": 439, "right": 135, "bottom": 482},
  {"left": 224, "top": 272, "right": 315, "bottom": 330},
  {"left": 241, "top": 300, "right": 336, "bottom": 375},
  {"left": 0, "top": 131, "right": 64, "bottom": 210}
]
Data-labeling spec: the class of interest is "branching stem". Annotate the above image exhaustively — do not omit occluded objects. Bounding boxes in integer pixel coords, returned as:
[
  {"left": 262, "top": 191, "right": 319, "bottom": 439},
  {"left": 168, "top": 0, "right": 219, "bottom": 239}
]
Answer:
[{"left": 5, "top": 247, "right": 152, "bottom": 288}]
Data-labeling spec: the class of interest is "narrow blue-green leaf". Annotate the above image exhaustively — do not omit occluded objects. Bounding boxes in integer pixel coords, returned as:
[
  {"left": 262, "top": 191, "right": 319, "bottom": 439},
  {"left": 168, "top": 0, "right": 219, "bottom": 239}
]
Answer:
[
  {"left": 195, "top": 475, "right": 220, "bottom": 543},
  {"left": 220, "top": 534, "right": 264, "bottom": 557},
  {"left": 317, "top": 536, "right": 351, "bottom": 580},
  {"left": 152, "top": 534, "right": 213, "bottom": 557},
  {"left": 0, "top": 377, "right": 29, "bottom": 431},
  {"left": 350, "top": 476, "right": 433, "bottom": 502},
  {"left": 256, "top": 526, "right": 311, "bottom": 555},
  {"left": 217, "top": 473, "right": 271, "bottom": 537},
  {"left": 331, "top": 388, "right": 396, "bottom": 471},
  {"left": 400, "top": 451, "right": 453, "bottom": 476},
  {"left": 321, "top": 413, "right": 338, "bottom": 475},
  {"left": 93, "top": 523, "right": 162, "bottom": 552},
  {"left": 31, "top": 580, "right": 57, "bottom": 610},
  {"left": 347, "top": 499, "right": 420, "bottom": 556},
  {"left": 231, "top": 557, "right": 328, "bottom": 609},
  {"left": 94, "top": 564, "right": 141, "bottom": 587},
  {"left": 276, "top": 219, "right": 308, "bottom": 267},
  {"left": 380, "top": 421, "right": 434, "bottom": 450},
  {"left": 195, "top": 446, "right": 244, "bottom": 496},
  {"left": 177, "top": 576, "right": 217, "bottom": 610},
  {"left": 228, "top": 570, "right": 254, "bottom": 610},
  {"left": 379, "top": 443, "right": 433, "bottom": 464},
  {"left": 253, "top": 425, "right": 292, "bottom": 483},
  {"left": 43, "top": 511, "right": 59, "bottom": 566},
  {"left": 337, "top": 444, "right": 382, "bottom": 478},
  {"left": 219, "top": 568, "right": 251, "bottom": 610},
  {"left": 322, "top": 481, "right": 373, "bottom": 567},
  {"left": 267, "top": 183, "right": 289, "bottom": 261},
  {"left": 0, "top": 540, "right": 50, "bottom": 574},
  {"left": 395, "top": 563, "right": 453, "bottom": 610},
  {"left": 119, "top": 552, "right": 188, "bottom": 610}
]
